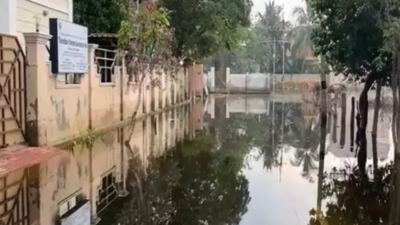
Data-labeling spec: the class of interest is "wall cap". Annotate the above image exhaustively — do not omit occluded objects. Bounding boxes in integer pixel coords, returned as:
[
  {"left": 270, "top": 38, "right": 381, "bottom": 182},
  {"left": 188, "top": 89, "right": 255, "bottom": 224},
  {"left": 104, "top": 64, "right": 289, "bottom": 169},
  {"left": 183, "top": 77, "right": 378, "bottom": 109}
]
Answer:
[
  {"left": 23, "top": 33, "right": 52, "bottom": 44},
  {"left": 88, "top": 44, "right": 99, "bottom": 51}
]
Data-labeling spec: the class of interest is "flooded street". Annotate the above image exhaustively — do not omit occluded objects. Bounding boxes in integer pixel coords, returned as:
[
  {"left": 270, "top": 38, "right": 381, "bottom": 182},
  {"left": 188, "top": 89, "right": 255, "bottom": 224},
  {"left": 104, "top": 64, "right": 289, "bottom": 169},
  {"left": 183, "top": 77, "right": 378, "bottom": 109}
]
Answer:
[{"left": 100, "top": 93, "right": 394, "bottom": 225}]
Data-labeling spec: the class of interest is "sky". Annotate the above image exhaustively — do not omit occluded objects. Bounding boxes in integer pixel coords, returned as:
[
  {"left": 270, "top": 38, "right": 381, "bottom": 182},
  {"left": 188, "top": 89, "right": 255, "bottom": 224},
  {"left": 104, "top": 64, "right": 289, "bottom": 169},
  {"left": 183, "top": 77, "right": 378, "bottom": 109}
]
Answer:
[{"left": 251, "top": 0, "right": 305, "bottom": 23}]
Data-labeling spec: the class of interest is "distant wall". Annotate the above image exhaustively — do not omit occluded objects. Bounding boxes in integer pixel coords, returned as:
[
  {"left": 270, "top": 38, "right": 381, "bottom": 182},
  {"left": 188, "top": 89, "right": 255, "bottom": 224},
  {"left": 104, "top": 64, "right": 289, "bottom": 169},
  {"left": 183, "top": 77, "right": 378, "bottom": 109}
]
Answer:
[{"left": 205, "top": 67, "right": 321, "bottom": 93}]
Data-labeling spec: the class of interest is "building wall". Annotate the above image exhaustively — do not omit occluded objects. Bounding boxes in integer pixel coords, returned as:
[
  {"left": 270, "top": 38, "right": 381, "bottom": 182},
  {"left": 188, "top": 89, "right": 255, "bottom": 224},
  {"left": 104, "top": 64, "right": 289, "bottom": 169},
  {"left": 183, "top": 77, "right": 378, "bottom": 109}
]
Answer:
[
  {"left": 23, "top": 39, "right": 188, "bottom": 146},
  {"left": 16, "top": 0, "right": 71, "bottom": 50},
  {"left": 206, "top": 67, "right": 321, "bottom": 92},
  {"left": 0, "top": 0, "right": 72, "bottom": 50},
  {"left": 226, "top": 95, "right": 270, "bottom": 114},
  {"left": 19, "top": 32, "right": 199, "bottom": 225}
]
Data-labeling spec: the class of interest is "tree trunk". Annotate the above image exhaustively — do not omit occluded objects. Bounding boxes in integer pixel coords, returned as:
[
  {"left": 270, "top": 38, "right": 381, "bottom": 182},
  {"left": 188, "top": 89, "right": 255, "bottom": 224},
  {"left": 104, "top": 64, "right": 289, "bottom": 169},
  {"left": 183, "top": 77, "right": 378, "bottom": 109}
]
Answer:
[
  {"left": 327, "top": 96, "right": 331, "bottom": 134},
  {"left": 371, "top": 79, "right": 381, "bottom": 174},
  {"left": 350, "top": 97, "right": 355, "bottom": 152},
  {"left": 340, "top": 92, "right": 347, "bottom": 148},
  {"left": 332, "top": 93, "right": 338, "bottom": 143},
  {"left": 214, "top": 52, "right": 227, "bottom": 91},
  {"left": 357, "top": 72, "right": 379, "bottom": 173},
  {"left": 125, "top": 74, "right": 147, "bottom": 146},
  {"left": 389, "top": 54, "right": 400, "bottom": 225},
  {"left": 317, "top": 57, "right": 327, "bottom": 219}
]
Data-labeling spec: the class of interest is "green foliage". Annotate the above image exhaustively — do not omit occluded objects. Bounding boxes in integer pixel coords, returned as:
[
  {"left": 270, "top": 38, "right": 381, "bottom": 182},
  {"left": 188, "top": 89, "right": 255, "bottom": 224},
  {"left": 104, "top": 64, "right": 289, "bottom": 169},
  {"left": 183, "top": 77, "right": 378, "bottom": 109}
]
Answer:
[
  {"left": 309, "top": 0, "right": 395, "bottom": 82},
  {"left": 309, "top": 163, "right": 393, "bottom": 225},
  {"left": 228, "top": 26, "right": 272, "bottom": 73},
  {"left": 160, "top": 0, "right": 252, "bottom": 60},
  {"left": 63, "top": 129, "right": 97, "bottom": 153},
  {"left": 287, "top": 1, "right": 320, "bottom": 73},
  {"left": 380, "top": 0, "right": 400, "bottom": 53},
  {"left": 255, "top": 1, "right": 289, "bottom": 74},
  {"left": 118, "top": 1, "right": 179, "bottom": 80},
  {"left": 258, "top": 1, "right": 290, "bottom": 41},
  {"left": 180, "top": 132, "right": 216, "bottom": 157},
  {"left": 73, "top": 0, "right": 130, "bottom": 33},
  {"left": 205, "top": 0, "right": 320, "bottom": 74}
]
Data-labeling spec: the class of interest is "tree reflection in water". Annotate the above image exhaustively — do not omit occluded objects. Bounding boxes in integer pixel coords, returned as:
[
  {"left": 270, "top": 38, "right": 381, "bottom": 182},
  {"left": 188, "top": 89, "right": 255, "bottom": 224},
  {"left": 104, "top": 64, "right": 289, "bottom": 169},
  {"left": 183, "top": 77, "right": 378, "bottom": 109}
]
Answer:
[
  {"left": 105, "top": 132, "right": 250, "bottom": 225},
  {"left": 309, "top": 163, "right": 393, "bottom": 225}
]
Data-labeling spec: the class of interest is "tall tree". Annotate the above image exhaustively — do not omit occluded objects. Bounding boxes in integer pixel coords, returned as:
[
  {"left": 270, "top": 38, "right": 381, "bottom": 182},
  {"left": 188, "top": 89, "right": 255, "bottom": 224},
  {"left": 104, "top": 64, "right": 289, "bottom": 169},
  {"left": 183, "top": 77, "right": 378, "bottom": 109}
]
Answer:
[
  {"left": 118, "top": 1, "right": 179, "bottom": 156},
  {"left": 287, "top": 1, "right": 319, "bottom": 73},
  {"left": 73, "top": 0, "right": 130, "bottom": 33},
  {"left": 161, "top": 0, "right": 252, "bottom": 61},
  {"left": 257, "top": 0, "right": 293, "bottom": 73},
  {"left": 227, "top": 26, "right": 271, "bottom": 73},
  {"left": 289, "top": 2, "right": 313, "bottom": 58},
  {"left": 309, "top": 0, "right": 395, "bottom": 173}
]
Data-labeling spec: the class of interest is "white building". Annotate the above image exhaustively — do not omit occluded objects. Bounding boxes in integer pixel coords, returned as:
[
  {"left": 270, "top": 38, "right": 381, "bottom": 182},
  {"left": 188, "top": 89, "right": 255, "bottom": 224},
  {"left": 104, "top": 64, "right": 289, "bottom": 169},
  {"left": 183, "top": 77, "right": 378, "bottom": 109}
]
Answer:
[{"left": 0, "top": 0, "right": 73, "bottom": 49}]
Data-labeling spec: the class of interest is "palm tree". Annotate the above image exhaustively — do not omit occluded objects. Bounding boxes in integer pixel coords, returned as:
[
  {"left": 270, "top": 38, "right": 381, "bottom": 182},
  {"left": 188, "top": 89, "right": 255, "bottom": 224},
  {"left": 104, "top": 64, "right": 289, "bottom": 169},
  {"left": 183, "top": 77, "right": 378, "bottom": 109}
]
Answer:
[
  {"left": 288, "top": 117, "right": 321, "bottom": 180},
  {"left": 257, "top": 102, "right": 302, "bottom": 171},
  {"left": 257, "top": 0, "right": 292, "bottom": 73},
  {"left": 258, "top": 133, "right": 281, "bottom": 171},
  {"left": 257, "top": 1, "right": 283, "bottom": 37},
  {"left": 287, "top": 0, "right": 316, "bottom": 72}
]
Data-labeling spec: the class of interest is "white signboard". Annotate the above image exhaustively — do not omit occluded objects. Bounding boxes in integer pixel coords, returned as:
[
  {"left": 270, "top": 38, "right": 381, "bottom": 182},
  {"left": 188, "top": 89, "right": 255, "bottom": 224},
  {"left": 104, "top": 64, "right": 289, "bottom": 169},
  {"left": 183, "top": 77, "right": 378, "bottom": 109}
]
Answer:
[
  {"left": 61, "top": 201, "right": 90, "bottom": 225},
  {"left": 49, "top": 18, "right": 88, "bottom": 74}
]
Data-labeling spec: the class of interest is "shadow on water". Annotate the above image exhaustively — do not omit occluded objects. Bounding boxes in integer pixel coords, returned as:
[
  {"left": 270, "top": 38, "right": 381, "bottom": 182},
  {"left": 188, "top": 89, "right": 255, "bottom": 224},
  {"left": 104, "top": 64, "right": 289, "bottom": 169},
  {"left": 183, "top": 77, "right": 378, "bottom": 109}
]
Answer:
[{"left": 100, "top": 92, "right": 396, "bottom": 225}]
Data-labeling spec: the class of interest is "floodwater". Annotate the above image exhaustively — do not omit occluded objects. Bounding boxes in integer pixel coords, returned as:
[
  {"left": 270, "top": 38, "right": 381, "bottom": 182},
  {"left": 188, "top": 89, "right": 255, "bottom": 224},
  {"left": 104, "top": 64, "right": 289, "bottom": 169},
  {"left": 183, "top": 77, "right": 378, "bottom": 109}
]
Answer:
[{"left": 100, "top": 92, "right": 395, "bottom": 225}]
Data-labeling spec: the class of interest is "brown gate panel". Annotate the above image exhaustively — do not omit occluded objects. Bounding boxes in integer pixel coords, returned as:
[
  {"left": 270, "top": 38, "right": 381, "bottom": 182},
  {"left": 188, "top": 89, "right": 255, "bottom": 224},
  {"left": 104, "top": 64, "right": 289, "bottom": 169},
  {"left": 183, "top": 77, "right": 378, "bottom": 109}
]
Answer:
[
  {"left": 0, "top": 169, "right": 28, "bottom": 225},
  {"left": 0, "top": 34, "right": 27, "bottom": 147}
]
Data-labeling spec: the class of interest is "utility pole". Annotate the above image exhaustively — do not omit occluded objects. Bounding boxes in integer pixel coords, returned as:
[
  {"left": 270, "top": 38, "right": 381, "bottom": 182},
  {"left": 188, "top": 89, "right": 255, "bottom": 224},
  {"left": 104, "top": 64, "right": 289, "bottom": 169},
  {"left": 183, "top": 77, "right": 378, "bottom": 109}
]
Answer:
[
  {"left": 272, "top": 38, "right": 275, "bottom": 174},
  {"left": 282, "top": 7, "right": 285, "bottom": 94},
  {"left": 273, "top": 37, "right": 276, "bottom": 94},
  {"left": 281, "top": 9, "right": 285, "bottom": 181}
]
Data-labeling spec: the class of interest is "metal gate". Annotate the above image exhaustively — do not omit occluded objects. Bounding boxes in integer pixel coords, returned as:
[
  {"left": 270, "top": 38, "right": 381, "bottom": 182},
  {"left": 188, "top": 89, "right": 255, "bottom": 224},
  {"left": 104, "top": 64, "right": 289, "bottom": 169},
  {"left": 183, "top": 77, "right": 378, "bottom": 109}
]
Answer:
[
  {"left": 0, "top": 34, "right": 27, "bottom": 147},
  {"left": 0, "top": 34, "right": 28, "bottom": 225},
  {"left": 0, "top": 169, "right": 28, "bottom": 225}
]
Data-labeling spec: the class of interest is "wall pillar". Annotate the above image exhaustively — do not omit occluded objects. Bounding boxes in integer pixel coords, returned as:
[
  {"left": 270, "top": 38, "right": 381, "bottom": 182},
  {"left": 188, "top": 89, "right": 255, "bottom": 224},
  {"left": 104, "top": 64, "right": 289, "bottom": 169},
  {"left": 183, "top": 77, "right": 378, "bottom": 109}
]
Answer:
[
  {"left": 68, "top": 0, "right": 73, "bottom": 21},
  {"left": 226, "top": 67, "right": 230, "bottom": 91},
  {"left": 0, "top": 0, "right": 16, "bottom": 35},
  {"left": 194, "top": 63, "right": 203, "bottom": 98},
  {"left": 210, "top": 67, "right": 215, "bottom": 92},
  {"left": 24, "top": 33, "right": 52, "bottom": 146},
  {"left": 87, "top": 44, "right": 98, "bottom": 129}
]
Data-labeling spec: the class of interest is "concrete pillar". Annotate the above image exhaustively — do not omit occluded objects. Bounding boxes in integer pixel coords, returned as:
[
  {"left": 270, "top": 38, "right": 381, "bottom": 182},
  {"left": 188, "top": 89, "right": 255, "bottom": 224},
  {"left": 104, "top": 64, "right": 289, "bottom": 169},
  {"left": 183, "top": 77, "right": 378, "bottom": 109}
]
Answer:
[
  {"left": 188, "top": 65, "right": 194, "bottom": 100},
  {"left": 68, "top": 0, "right": 73, "bottom": 21},
  {"left": 0, "top": 0, "right": 16, "bottom": 35},
  {"left": 210, "top": 67, "right": 215, "bottom": 92},
  {"left": 87, "top": 44, "right": 97, "bottom": 129},
  {"left": 226, "top": 67, "right": 230, "bottom": 91},
  {"left": 193, "top": 63, "right": 203, "bottom": 98},
  {"left": 24, "top": 33, "right": 52, "bottom": 146}
]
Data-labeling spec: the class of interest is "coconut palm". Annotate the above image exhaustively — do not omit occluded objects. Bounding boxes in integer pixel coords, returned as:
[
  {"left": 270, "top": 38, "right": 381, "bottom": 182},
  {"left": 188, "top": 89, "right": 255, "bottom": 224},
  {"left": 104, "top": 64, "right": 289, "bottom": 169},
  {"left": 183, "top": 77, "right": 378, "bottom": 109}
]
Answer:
[
  {"left": 288, "top": 116, "right": 321, "bottom": 180},
  {"left": 257, "top": 0, "right": 292, "bottom": 73},
  {"left": 257, "top": 102, "right": 303, "bottom": 171},
  {"left": 287, "top": 1, "right": 316, "bottom": 72}
]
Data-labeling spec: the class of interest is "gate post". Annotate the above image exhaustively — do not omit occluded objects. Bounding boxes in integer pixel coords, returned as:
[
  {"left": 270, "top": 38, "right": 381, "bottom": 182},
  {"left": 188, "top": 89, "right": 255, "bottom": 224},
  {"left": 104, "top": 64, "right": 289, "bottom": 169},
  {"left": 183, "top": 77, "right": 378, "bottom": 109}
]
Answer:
[{"left": 24, "top": 33, "right": 52, "bottom": 146}]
